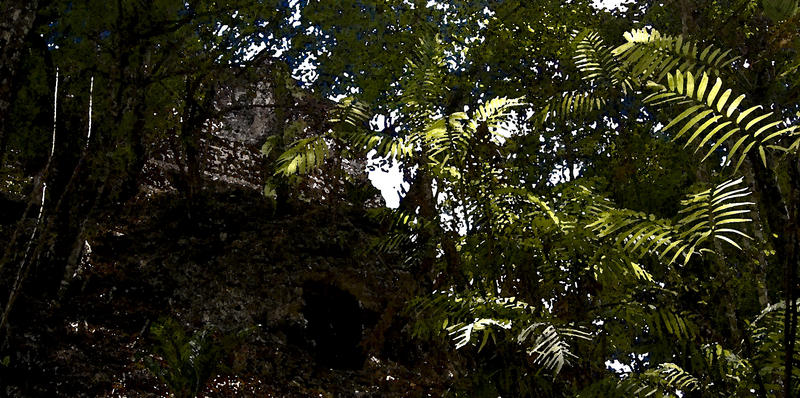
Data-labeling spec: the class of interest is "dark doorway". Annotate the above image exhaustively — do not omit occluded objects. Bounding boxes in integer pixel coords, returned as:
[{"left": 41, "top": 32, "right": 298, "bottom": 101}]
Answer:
[{"left": 301, "top": 280, "right": 366, "bottom": 370}]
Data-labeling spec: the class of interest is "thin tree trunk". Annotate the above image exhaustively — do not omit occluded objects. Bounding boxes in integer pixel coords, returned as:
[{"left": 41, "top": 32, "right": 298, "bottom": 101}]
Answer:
[
  {"left": 742, "top": 158, "right": 772, "bottom": 308},
  {"left": 748, "top": 151, "right": 798, "bottom": 397},
  {"left": 782, "top": 159, "right": 800, "bottom": 397},
  {"left": 0, "top": 67, "right": 58, "bottom": 334}
]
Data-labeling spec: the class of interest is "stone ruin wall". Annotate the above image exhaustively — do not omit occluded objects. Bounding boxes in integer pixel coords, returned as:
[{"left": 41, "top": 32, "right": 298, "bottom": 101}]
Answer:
[
  {"left": 140, "top": 80, "right": 275, "bottom": 195},
  {"left": 138, "top": 71, "right": 382, "bottom": 208}
]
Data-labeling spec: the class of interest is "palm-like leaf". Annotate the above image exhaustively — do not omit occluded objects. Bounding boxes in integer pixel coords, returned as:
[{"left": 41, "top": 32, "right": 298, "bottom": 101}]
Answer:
[
  {"left": 410, "top": 292, "right": 590, "bottom": 375},
  {"left": 517, "top": 323, "right": 592, "bottom": 375},
  {"left": 536, "top": 30, "right": 622, "bottom": 126},
  {"left": 449, "top": 318, "right": 511, "bottom": 350},
  {"left": 644, "top": 362, "right": 701, "bottom": 392},
  {"left": 471, "top": 96, "right": 526, "bottom": 126},
  {"left": 536, "top": 90, "right": 609, "bottom": 127},
  {"left": 421, "top": 115, "right": 469, "bottom": 164},
  {"left": 490, "top": 186, "right": 574, "bottom": 235},
  {"left": 700, "top": 343, "right": 752, "bottom": 387},
  {"left": 408, "top": 293, "right": 535, "bottom": 338},
  {"left": 578, "top": 363, "right": 700, "bottom": 397},
  {"left": 678, "top": 178, "right": 754, "bottom": 250},
  {"left": 423, "top": 295, "right": 524, "bottom": 347},
  {"left": 608, "top": 302, "right": 699, "bottom": 340},
  {"left": 645, "top": 70, "right": 796, "bottom": 170},
  {"left": 273, "top": 97, "right": 375, "bottom": 176},
  {"left": 363, "top": 208, "right": 428, "bottom": 259},
  {"left": 588, "top": 178, "right": 753, "bottom": 265},
  {"left": 352, "top": 96, "right": 524, "bottom": 167},
  {"left": 273, "top": 136, "right": 329, "bottom": 176},
  {"left": 589, "top": 255, "right": 656, "bottom": 284},
  {"left": 328, "top": 97, "right": 372, "bottom": 128},
  {"left": 574, "top": 30, "right": 631, "bottom": 90},
  {"left": 420, "top": 96, "right": 523, "bottom": 166},
  {"left": 576, "top": 377, "right": 657, "bottom": 398},
  {"left": 613, "top": 29, "right": 738, "bottom": 84},
  {"left": 399, "top": 34, "right": 449, "bottom": 124}
]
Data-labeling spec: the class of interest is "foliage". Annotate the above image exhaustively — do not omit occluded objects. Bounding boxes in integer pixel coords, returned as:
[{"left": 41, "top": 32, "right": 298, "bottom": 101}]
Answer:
[
  {"left": 3, "top": 0, "right": 800, "bottom": 396},
  {"left": 142, "top": 318, "right": 248, "bottom": 398},
  {"left": 270, "top": 2, "right": 800, "bottom": 396},
  {"left": 588, "top": 177, "right": 754, "bottom": 265},
  {"left": 645, "top": 70, "right": 796, "bottom": 170},
  {"left": 763, "top": 0, "right": 800, "bottom": 21}
]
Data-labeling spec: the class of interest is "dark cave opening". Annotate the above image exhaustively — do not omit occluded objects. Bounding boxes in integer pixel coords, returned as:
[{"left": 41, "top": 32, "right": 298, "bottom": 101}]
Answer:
[{"left": 301, "top": 280, "right": 367, "bottom": 370}]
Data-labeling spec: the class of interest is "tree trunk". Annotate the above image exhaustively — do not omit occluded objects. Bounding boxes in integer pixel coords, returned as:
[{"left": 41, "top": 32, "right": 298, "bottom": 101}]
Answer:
[{"left": 748, "top": 152, "right": 799, "bottom": 397}]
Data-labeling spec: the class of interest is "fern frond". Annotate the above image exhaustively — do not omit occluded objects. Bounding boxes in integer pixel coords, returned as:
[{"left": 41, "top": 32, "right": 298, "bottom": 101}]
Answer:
[
  {"left": 574, "top": 30, "right": 632, "bottom": 91},
  {"left": 589, "top": 255, "right": 655, "bottom": 285},
  {"left": 422, "top": 97, "right": 523, "bottom": 166},
  {"left": 274, "top": 136, "right": 329, "bottom": 176},
  {"left": 607, "top": 301, "right": 699, "bottom": 340},
  {"left": 400, "top": 34, "right": 449, "bottom": 122},
  {"left": 576, "top": 377, "right": 658, "bottom": 398},
  {"left": 589, "top": 178, "right": 753, "bottom": 265},
  {"left": 645, "top": 362, "right": 701, "bottom": 392},
  {"left": 143, "top": 318, "right": 240, "bottom": 397},
  {"left": 518, "top": 323, "right": 592, "bottom": 374},
  {"left": 328, "top": 97, "right": 372, "bottom": 128},
  {"left": 646, "top": 70, "right": 796, "bottom": 170},
  {"left": 410, "top": 292, "right": 590, "bottom": 375},
  {"left": 614, "top": 29, "right": 738, "bottom": 84},
  {"left": 536, "top": 91, "right": 609, "bottom": 127}
]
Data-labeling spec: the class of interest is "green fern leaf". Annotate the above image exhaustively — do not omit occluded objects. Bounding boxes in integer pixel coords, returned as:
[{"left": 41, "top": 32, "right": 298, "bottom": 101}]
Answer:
[
  {"left": 588, "top": 179, "right": 752, "bottom": 266},
  {"left": 645, "top": 363, "right": 701, "bottom": 392},
  {"left": 519, "top": 323, "right": 591, "bottom": 375},
  {"left": 274, "top": 136, "right": 329, "bottom": 176},
  {"left": 575, "top": 30, "right": 631, "bottom": 90},
  {"left": 613, "top": 29, "right": 738, "bottom": 84},
  {"left": 646, "top": 71, "right": 791, "bottom": 170}
]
